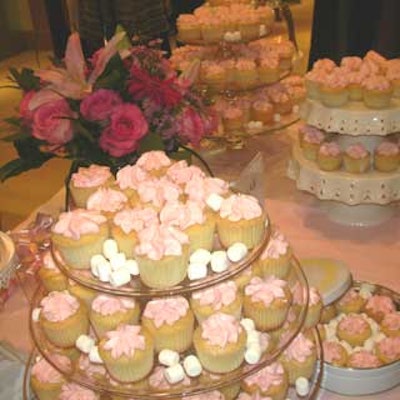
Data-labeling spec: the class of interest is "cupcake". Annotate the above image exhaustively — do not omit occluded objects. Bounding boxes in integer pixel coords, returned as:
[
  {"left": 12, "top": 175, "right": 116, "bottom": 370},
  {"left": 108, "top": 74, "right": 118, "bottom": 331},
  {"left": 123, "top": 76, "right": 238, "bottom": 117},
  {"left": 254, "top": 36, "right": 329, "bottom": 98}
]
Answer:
[
  {"left": 251, "top": 100, "right": 274, "bottom": 125},
  {"left": 234, "top": 59, "right": 258, "bottom": 90},
  {"left": 380, "top": 312, "right": 400, "bottom": 337},
  {"left": 299, "top": 125, "right": 325, "bottom": 161},
  {"left": 243, "top": 276, "right": 291, "bottom": 331},
  {"left": 99, "top": 324, "right": 154, "bottom": 383},
  {"left": 222, "top": 106, "right": 245, "bottom": 132},
  {"left": 304, "top": 69, "right": 328, "bottom": 100},
  {"left": 217, "top": 194, "right": 267, "bottom": 249},
  {"left": 134, "top": 223, "right": 190, "bottom": 289},
  {"left": 67, "top": 277, "right": 97, "bottom": 308},
  {"left": 320, "top": 67, "right": 349, "bottom": 107},
  {"left": 142, "top": 296, "right": 194, "bottom": 353},
  {"left": 320, "top": 304, "right": 337, "bottom": 324},
  {"left": 258, "top": 55, "right": 280, "bottom": 85},
  {"left": 69, "top": 164, "right": 114, "bottom": 209},
  {"left": 241, "top": 362, "right": 289, "bottom": 400},
  {"left": 115, "top": 164, "right": 149, "bottom": 204},
  {"left": 322, "top": 340, "right": 348, "bottom": 367},
  {"left": 76, "top": 354, "right": 107, "bottom": 381},
  {"left": 317, "top": 142, "right": 342, "bottom": 171},
  {"left": 343, "top": 143, "right": 371, "bottom": 174},
  {"left": 340, "top": 56, "right": 363, "bottom": 72},
  {"left": 300, "top": 287, "right": 323, "bottom": 329},
  {"left": 347, "top": 350, "right": 382, "bottom": 369},
  {"left": 193, "top": 312, "right": 247, "bottom": 373},
  {"left": 386, "top": 60, "right": 400, "bottom": 97},
  {"left": 362, "top": 75, "right": 393, "bottom": 109},
  {"left": 280, "top": 332, "right": 317, "bottom": 384},
  {"left": 374, "top": 141, "right": 400, "bottom": 172},
  {"left": 199, "top": 371, "right": 240, "bottom": 400},
  {"left": 59, "top": 382, "right": 100, "bottom": 399},
  {"left": 336, "top": 314, "right": 372, "bottom": 347},
  {"left": 136, "top": 151, "right": 173, "bottom": 178},
  {"left": 148, "top": 365, "right": 191, "bottom": 398},
  {"left": 375, "top": 336, "right": 400, "bottom": 364},
  {"left": 253, "top": 230, "right": 292, "bottom": 279},
  {"left": 51, "top": 209, "right": 109, "bottom": 270},
  {"left": 191, "top": 280, "right": 243, "bottom": 323},
  {"left": 39, "top": 291, "right": 90, "bottom": 348},
  {"left": 165, "top": 160, "right": 206, "bottom": 187},
  {"left": 86, "top": 187, "right": 128, "bottom": 220},
  {"left": 90, "top": 294, "right": 140, "bottom": 338},
  {"left": 335, "top": 288, "right": 366, "bottom": 314},
  {"left": 202, "top": 62, "right": 226, "bottom": 92},
  {"left": 177, "top": 14, "right": 202, "bottom": 42},
  {"left": 363, "top": 294, "right": 396, "bottom": 323},
  {"left": 201, "top": 18, "right": 225, "bottom": 44},
  {"left": 266, "top": 85, "right": 293, "bottom": 115},
  {"left": 38, "top": 250, "right": 68, "bottom": 292}
]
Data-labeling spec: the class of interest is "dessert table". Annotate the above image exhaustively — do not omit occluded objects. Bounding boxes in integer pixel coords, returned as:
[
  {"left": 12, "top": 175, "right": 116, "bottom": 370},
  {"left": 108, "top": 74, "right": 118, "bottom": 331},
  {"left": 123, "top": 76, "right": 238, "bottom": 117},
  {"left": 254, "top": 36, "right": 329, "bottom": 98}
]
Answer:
[{"left": 0, "top": 128, "right": 399, "bottom": 399}]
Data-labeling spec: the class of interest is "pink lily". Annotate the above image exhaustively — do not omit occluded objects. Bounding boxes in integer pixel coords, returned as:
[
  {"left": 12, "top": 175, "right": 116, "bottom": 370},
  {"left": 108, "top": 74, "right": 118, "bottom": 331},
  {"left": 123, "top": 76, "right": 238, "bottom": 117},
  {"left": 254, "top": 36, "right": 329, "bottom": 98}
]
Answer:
[{"left": 35, "top": 31, "right": 126, "bottom": 99}]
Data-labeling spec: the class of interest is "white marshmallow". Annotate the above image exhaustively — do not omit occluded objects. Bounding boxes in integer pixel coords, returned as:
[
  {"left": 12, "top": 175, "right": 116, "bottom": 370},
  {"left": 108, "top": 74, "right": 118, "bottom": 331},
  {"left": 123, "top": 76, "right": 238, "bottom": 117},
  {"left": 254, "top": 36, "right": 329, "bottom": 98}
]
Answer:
[
  {"left": 88, "top": 346, "right": 103, "bottom": 364},
  {"left": 295, "top": 376, "right": 310, "bottom": 397},
  {"left": 210, "top": 250, "right": 229, "bottom": 273},
  {"left": 109, "top": 267, "right": 131, "bottom": 287},
  {"left": 125, "top": 259, "right": 140, "bottom": 276},
  {"left": 32, "top": 308, "right": 41, "bottom": 322},
  {"left": 164, "top": 363, "right": 185, "bottom": 384},
  {"left": 259, "top": 24, "right": 267, "bottom": 36},
  {"left": 240, "top": 318, "right": 256, "bottom": 332},
  {"left": 109, "top": 252, "right": 127, "bottom": 271},
  {"left": 206, "top": 193, "right": 224, "bottom": 212},
  {"left": 97, "top": 260, "right": 112, "bottom": 282},
  {"left": 190, "top": 249, "right": 212, "bottom": 265},
  {"left": 363, "top": 339, "right": 374, "bottom": 352},
  {"left": 234, "top": 31, "right": 242, "bottom": 41},
  {"left": 90, "top": 254, "right": 107, "bottom": 277},
  {"left": 76, "top": 335, "right": 95, "bottom": 354},
  {"left": 102, "top": 239, "right": 119, "bottom": 259},
  {"left": 245, "top": 344, "right": 262, "bottom": 364},
  {"left": 188, "top": 262, "right": 208, "bottom": 281},
  {"left": 183, "top": 355, "right": 202, "bottom": 377},
  {"left": 273, "top": 113, "right": 281, "bottom": 122},
  {"left": 227, "top": 242, "right": 248, "bottom": 262},
  {"left": 246, "top": 330, "right": 261, "bottom": 346},
  {"left": 158, "top": 349, "right": 180, "bottom": 367}
]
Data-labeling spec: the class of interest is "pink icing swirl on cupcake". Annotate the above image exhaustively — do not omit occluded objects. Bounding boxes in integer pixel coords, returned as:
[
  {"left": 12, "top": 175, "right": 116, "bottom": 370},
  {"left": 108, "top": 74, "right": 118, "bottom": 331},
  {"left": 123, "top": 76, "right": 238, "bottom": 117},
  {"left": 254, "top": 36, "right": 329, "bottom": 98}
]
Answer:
[
  {"left": 245, "top": 276, "right": 288, "bottom": 306},
  {"left": 71, "top": 165, "right": 112, "bottom": 188},
  {"left": 59, "top": 382, "right": 98, "bottom": 400},
  {"left": 223, "top": 107, "right": 243, "bottom": 119},
  {"left": 91, "top": 294, "right": 135, "bottom": 316},
  {"left": 365, "top": 294, "right": 396, "bottom": 315},
  {"left": 303, "top": 129, "right": 324, "bottom": 145},
  {"left": 32, "top": 356, "right": 68, "bottom": 383},
  {"left": 138, "top": 177, "right": 182, "bottom": 208},
  {"left": 166, "top": 160, "right": 206, "bottom": 185},
  {"left": 261, "top": 230, "right": 289, "bottom": 259},
  {"left": 323, "top": 341, "right": 347, "bottom": 364},
  {"left": 364, "top": 50, "right": 387, "bottom": 68},
  {"left": 160, "top": 200, "right": 205, "bottom": 229},
  {"left": 40, "top": 291, "right": 80, "bottom": 322},
  {"left": 260, "top": 55, "right": 279, "bottom": 68},
  {"left": 338, "top": 314, "right": 370, "bottom": 334},
  {"left": 284, "top": 332, "right": 314, "bottom": 362},
  {"left": 243, "top": 362, "right": 285, "bottom": 391},
  {"left": 376, "top": 337, "right": 400, "bottom": 361},
  {"left": 308, "top": 287, "right": 322, "bottom": 306},
  {"left": 345, "top": 143, "right": 369, "bottom": 159},
  {"left": 337, "top": 288, "right": 362, "bottom": 305},
  {"left": 236, "top": 58, "right": 257, "bottom": 70},
  {"left": 143, "top": 296, "right": 189, "bottom": 328},
  {"left": 305, "top": 68, "right": 329, "bottom": 84},
  {"left": 381, "top": 312, "right": 400, "bottom": 330},
  {"left": 321, "top": 68, "right": 348, "bottom": 88},
  {"left": 103, "top": 324, "right": 146, "bottom": 359},
  {"left": 313, "top": 58, "right": 336, "bottom": 72},
  {"left": 185, "top": 176, "right": 229, "bottom": 204},
  {"left": 375, "top": 141, "right": 399, "bottom": 156},
  {"left": 362, "top": 75, "right": 392, "bottom": 91},
  {"left": 340, "top": 56, "right": 363, "bottom": 71},
  {"left": 220, "top": 194, "right": 263, "bottom": 222},
  {"left": 201, "top": 312, "right": 243, "bottom": 347},
  {"left": 192, "top": 281, "right": 237, "bottom": 309},
  {"left": 86, "top": 187, "right": 128, "bottom": 213},
  {"left": 113, "top": 206, "right": 158, "bottom": 234},
  {"left": 319, "top": 142, "right": 341, "bottom": 157},
  {"left": 348, "top": 350, "right": 381, "bottom": 368},
  {"left": 52, "top": 209, "right": 107, "bottom": 240},
  {"left": 116, "top": 164, "right": 149, "bottom": 190},
  {"left": 136, "top": 150, "right": 172, "bottom": 171}
]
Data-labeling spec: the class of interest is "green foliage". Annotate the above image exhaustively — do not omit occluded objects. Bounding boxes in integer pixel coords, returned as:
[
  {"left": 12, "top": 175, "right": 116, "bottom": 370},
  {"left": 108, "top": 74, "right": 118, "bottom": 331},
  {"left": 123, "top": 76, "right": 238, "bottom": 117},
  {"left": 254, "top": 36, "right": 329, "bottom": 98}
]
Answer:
[{"left": 8, "top": 68, "right": 41, "bottom": 92}]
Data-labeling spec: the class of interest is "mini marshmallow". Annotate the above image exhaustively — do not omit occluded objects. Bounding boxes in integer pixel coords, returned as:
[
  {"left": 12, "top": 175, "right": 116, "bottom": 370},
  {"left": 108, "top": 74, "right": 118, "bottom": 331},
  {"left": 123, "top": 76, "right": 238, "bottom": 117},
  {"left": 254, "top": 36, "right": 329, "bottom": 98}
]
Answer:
[
  {"left": 188, "top": 262, "right": 208, "bottom": 281},
  {"left": 248, "top": 121, "right": 263, "bottom": 130},
  {"left": 109, "top": 267, "right": 131, "bottom": 287},
  {"left": 90, "top": 254, "right": 107, "bottom": 273},
  {"left": 158, "top": 349, "right": 180, "bottom": 367},
  {"left": 109, "top": 252, "right": 127, "bottom": 271},
  {"left": 125, "top": 259, "right": 139, "bottom": 276},
  {"left": 206, "top": 193, "right": 224, "bottom": 212},
  {"left": 246, "top": 330, "right": 261, "bottom": 346},
  {"left": 97, "top": 260, "right": 112, "bottom": 282},
  {"left": 102, "top": 239, "right": 119, "bottom": 259},
  {"left": 240, "top": 318, "right": 256, "bottom": 332},
  {"left": 227, "top": 242, "right": 248, "bottom": 263},
  {"left": 245, "top": 344, "right": 262, "bottom": 364},
  {"left": 183, "top": 355, "right": 202, "bottom": 377},
  {"left": 273, "top": 113, "right": 281, "bottom": 122},
  {"left": 32, "top": 308, "right": 41, "bottom": 322},
  {"left": 76, "top": 335, "right": 95, "bottom": 354},
  {"left": 210, "top": 250, "right": 229, "bottom": 273},
  {"left": 295, "top": 376, "right": 310, "bottom": 397},
  {"left": 190, "top": 249, "right": 212, "bottom": 265},
  {"left": 259, "top": 24, "right": 267, "bottom": 36},
  {"left": 88, "top": 346, "right": 103, "bottom": 364},
  {"left": 164, "top": 363, "right": 185, "bottom": 384}
]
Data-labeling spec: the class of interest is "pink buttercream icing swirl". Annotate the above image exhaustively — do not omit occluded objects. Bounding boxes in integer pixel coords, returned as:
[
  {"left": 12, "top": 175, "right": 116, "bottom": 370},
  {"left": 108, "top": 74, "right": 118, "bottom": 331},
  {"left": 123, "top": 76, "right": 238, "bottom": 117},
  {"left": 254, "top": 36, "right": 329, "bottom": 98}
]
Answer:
[
  {"left": 103, "top": 324, "right": 146, "bottom": 359},
  {"left": 308, "top": 287, "right": 322, "bottom": 306},
  {"left": 376, "top": 337, "right": 400, "bottom": 361},
  {"left": 166, "top": 160, "right": 206, "bottom": 185},
  {"left": 32, "top": 356, "right": 68, "bottom": 383},
  {"left": 185, "top": 175, "right": 229, "bottom": 204},
  {"left": 220, "top": 194, "right": 263, "bottom": 222},
  {"left": 192, "top": 281, "right": 237, "bottom": 310},
  {"left": 52, "top": 209, "right": 107, "bottom": 240},
  {"left": 313, "top": 58, "right": 336, "bottom": 72},
  {"left": 382, "top": 312, "right": 400, "bottom": 330},
  {"left": 86, "top": 187, "right": 128, "bottom": 213},
  {"left": 71, "top": 165, "right": 112, "bottom": 188},
  {"left": 116, "top": 164, "right": 149, "bottom": 190},
  {"left": 362, "top": 75, "right": 392, "bottom": 91},
  {"left": 319, "top": 142, "right": 341, "bottom": 157},
  {"left": 349, "top": 350, "right": 381, "bottom": 368},
  {"left": 59, "top": 383, "right": 98, "bottom": 400},
  {"left": 243, "top": 362, "right": 285, "bottom": 391},
  {"left": 365, "top": 295, "right": 396, "bottom": 315},
  {"left": 303, "top": 129, "right": 324, "bottom": 145},
  {"left": 245, "top": 276, "right": 288, "bottom": 306},
  {"left": 135, "top": 223, "right": 189, "bottom": 260},
  {"left": 323, "top": 341, "right": 346, "bottom": 364},
  {"left": 160, "top": 201, "right": 205, "bottom": 229},
  {"left": 338, "top": 314, "right": 369, "bottom": 334},
  {"left": 223, "top": 107, "right": 243, "bottom": 119},
  {"left": 337, "top": 288, "right": 362, "bottom": 305},
  {"left": 40, "top": 291, "right": 80, "bottom": 322},
  {"left": 322, "top": 68, "right": 348, "bottom": 88},
  {"left": 92, "top": 294, "right": 135, "bottom": 316},
  {"left": 375, "top": 141, "right": 399, "bottom": 156},
  {"left": 305, "top": 68, "right": 329, "bottom": 83},
  {"left": 136, "top": 151, "right": 172, "bottom": 171},
  {"left": 138, "top": 177, "right": 182, "bottom": 208},
  {"left": 143, "top": 296, "right": 189, "bottom": 328},
  {"left": 284, "top": 332, "right": 314, "bottom": 362},
  {"left": 113, "top": 207, "right": 158, "bottom": 234},
  {"left": 261, "top": 230, "right": 289, "bottom": 259},
  {"left": 345, "top": 143, "right": 369, "bottom": 159},
  {"left": 340, "top": 56, "right": 363, "bottom": 71},
  {"left": 201, "top": 312, "right": 243, "bottom": 347}
]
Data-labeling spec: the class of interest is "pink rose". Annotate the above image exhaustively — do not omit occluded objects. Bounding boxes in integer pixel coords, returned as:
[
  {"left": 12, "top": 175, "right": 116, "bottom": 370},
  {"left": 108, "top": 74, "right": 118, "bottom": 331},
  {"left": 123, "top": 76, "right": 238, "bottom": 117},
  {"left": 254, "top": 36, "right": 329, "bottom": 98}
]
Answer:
[
  {"left": 80, "top": 89, "right": 123, "bottom": 121},
  {"left": 176, "top": 107, "right": 205, "bottom": 146},
  {"left": 19, "top": 90, "right": 36, "bottom": 122},
  {"left": 32, "top": 99, "right": 75, "bottom": 145},
  {"left": 99, "top": 103, "right": 148, "bottom": 157}
]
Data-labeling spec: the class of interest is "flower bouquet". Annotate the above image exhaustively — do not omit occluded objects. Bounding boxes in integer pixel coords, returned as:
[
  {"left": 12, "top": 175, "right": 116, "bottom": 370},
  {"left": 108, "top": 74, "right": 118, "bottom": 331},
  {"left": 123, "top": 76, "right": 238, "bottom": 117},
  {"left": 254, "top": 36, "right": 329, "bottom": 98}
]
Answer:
[{"left": 0, "top": 30, "right": 216, "bottom": 183}]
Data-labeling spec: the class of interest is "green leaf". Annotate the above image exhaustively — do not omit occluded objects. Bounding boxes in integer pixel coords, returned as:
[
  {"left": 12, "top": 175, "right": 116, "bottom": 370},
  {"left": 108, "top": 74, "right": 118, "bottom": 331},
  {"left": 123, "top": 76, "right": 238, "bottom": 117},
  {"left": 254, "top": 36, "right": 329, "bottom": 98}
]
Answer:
[
  {"left": 3, "top": 117, "right": 21, "bottom": 127},
  {"left": 94, "top": 54, "right": 128, "bottom": 91},
  {"left": 137, "top": 131, "right": 165, "bottom": 154},
  {"left": 115, "top": 24, "right": 133, "bottom": 50},
  {"left": 8, "top": 67, "right": 40, "bottom": 91},
  {"left": 0, "top": 131, "right": 30, "bottom": 142}
]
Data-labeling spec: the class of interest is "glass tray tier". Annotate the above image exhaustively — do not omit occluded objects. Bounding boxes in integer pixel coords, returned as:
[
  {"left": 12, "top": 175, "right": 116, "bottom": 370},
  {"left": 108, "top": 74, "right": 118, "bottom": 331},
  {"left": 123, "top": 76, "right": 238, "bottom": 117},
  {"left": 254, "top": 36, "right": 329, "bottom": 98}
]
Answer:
[{"left": 29, "top": 255, "right": 313, "bottom": 399}]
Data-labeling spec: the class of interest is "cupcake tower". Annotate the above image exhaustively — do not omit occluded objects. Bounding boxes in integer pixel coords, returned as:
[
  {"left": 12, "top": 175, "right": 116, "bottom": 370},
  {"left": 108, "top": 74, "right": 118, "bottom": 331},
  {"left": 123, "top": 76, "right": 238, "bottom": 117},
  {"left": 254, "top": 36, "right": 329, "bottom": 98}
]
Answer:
[
  {"left": 26, "top": 151, "right": 322, "bottom": 399},
  {"left": 288, "top": 52, "right": 400, "bottom": 226}
]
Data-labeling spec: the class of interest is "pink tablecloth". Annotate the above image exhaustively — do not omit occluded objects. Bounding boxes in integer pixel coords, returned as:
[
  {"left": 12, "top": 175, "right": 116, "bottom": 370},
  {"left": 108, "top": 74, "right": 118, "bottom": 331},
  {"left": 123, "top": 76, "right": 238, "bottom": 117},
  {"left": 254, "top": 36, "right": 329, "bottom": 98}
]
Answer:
[{"left": 0, "top": 129, "right": 399, "bottom": 399}]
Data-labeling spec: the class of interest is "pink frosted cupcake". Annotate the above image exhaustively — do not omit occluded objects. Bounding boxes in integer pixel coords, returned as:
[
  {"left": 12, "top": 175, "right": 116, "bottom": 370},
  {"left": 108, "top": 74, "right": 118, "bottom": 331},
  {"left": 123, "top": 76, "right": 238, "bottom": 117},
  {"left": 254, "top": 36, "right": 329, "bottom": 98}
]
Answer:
[
  {"left": 177, "top": 14, "right": 202, "bottom": 42},
  {"left": 222, "top": 106, "right": 245, "bottom": 132},
  {"left": 69, "top": 164, "right": 114, "bottom": 208},
  {"left": 38, "top": 250, "right": 68, "bottom": 292},
  {"left": 135, "top": 223, "right": 190, "bottom": 288},
  {"left": 185, "top": 175, "right": 230, "bottom": 207},
  {"left": 343, "top": 143, "right": 370, "bottom": 173},
  {"left": 258, "top": 54, "right": 280, "bottom": 85},
  {"left": 148, "top": 365, "right": 191, "bottom": 396},
  {"left": 381, "top": 312, "right": 400, "bottom": 337},
  {"left": 59, "top": 382, "right": 99, "bottom": 399},
  {"left": 251, "top": 100, "right": 274, "bottom": 125},
  {"left": 340, "top": 56, "right": 363, "bottom": 72},
  {"left": 191, "top": 280, "right": 243, "bottom": 323},
  {"left": 320, "top": 67, "right": 349, "bottom": 107},
  {"left": 386, "top": 60, "right": 400, "bottom": 97},
  {"left": 115, "top": 164, "right": 149, "bottom": 204},
  {"left": 90, "top": 294, "right": 140, "bottom": 338},
  {"left": 304, "top": 68, "right": 329, "bottom": 100},
  {"left": 317, "top": 141, "right": 342, "bottom": 171},
  {"left": 375, "top": 337, "right": 400, "bottom": 364},
  {"left": 312, "top": 58, "right": 337, "bottom": 73},
  {"left": 335, "top": 288, "right": 366, "bottom": 314},
  {"left": 39, "top": 291, "right": 90, "bottom": 348},
  {"left": 336, "top": 314, "right": 372, "bottom": 347},
  {"left": 203, "top": 62, "right": 226, "bottom": 92},
  {"left": 362, "top": 75, "right": 393, "bottom": 109},
  {"left": 142, "top": 296, "right": 194, "bottom": 353},
  {"left": 165, "top": 160, "right": 206, "bottom": 187},
  {"left": 136, "top": 150, "right": 172, "bottom": 177},
  {"left": 363, "top": 294, "right": 396, "bottom": 323},
  {"left": 243, "top": 276, "right": 292, "bottom": 331},
  {"left": 76, "top": 354, "right": 107, "bottom": 380},
  {"left": 86, "top": 187, "right": 128, "bottom": 220},
  {"left": 297, "top": 286, "right": 323, "bottom": 329},
  {"left": 322, "top": 340, "right": 348, "bottom": 367},
  {"left": 299, "top": 126, "right": 325, "bottom": 161},
  {"left": 374, "top": 141, "right": 400, "bottom": 172},
  {"left": 217, "top": 193, "right": 267, "bottom": 249},
  {"left": 347, "top": 350, "right": 382, "bottom": 369},
  {"left": 234, "top": 58, "right": 258, "bottom": 90}
]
